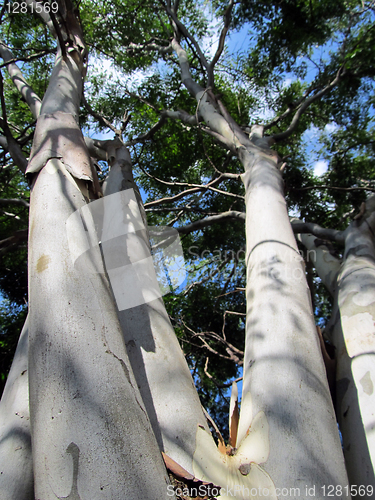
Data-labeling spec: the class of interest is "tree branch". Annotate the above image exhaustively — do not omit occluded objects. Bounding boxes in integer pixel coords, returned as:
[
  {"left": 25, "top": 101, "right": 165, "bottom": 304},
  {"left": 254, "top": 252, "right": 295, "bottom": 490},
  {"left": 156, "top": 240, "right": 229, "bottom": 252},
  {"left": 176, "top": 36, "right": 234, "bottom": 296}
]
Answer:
[
  {"left": 208, "top": 0, "right": 234, "bottom": 87},
  {"left": 0, "top": 49, "right": 55, "bottom": 70},
  {"left": 291, "top": 219, "right": 345, "bottom": 244},
  {"left": 25, "top": 0, "right": 56, "bottom": 36},
  {"left": 263, "top": 85, "right": 318, "bottom": 132},
  {"left": 48, "top": 7, "right": 67, "bottom": 56},
  {"left": 173, "top": 209, "right": 347, "bottom": 245},
  {"left": 0, "top": 71, "right": 28, "bottom": 172},
  {"left": 144, "top": 176, "right": 243, "bottom": 208},
  {"left": 0, "top": 198, "right": 30, "bottom": 208},
  {"left": 163, "top": 1, "right": 209, "bottom": 72},
  {"left": 292, "top": 184, "right": 375, "bottom": 193},
  {"left": 125, "top": 115, "right": 168, "bottom": 146},
  {"left": 271, "top": 66, "right": 346, "bottom": 142},
  {"left": 180, "top": 320, "right": 243, "bottom": 365},
  {"left": 171, "top": 37, "right": 205, "bottom": 97},
  {"left": 0, "top": 228, "right": 28, "bottom": 256},
  {"left": 177, "top": 211, "right": 245, "bottom": 234},
  {"left": 139, "top": 167, "right": 240, "bottom": 189},
  {"left": 0, "top": 41, "right": 42, "bottom": 119},
  {"left": 82, "top": 93, "right": 120, "bottom": 135}
]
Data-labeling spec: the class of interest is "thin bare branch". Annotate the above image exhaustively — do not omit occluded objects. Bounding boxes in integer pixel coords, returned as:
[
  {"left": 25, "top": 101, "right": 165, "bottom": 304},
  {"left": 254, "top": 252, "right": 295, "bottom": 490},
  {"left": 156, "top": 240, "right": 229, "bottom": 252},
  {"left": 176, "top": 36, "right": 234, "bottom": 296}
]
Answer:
[
  {"left": 126, "top": 115, "right": 168, "bottom": 146},
  {"left": 181, "top": 320, "right": 243, "bottom": 364},
  {"left": 215, "top": 287, "right": 246, "bottom": 299},
  {"left": 145, "top": 206, "right": 212, "bottom": 214},
  {"left": 144, "top": 178, "right": 243, "bottom": 208},
  {"left": 140, "top": 167, "right": 240, "bottom": 189},
  {"left": 208, "top": 0, "right": 235, "bottom": 87},
  {"left": 0, "top": 198, "right": 30, "bottom": 208},
  {"left": 202, "top": 403, "right": 225, "bottom": 447},
  {"left": 177, "top": 211, "right": 245, "bottom": 235},
  {"left": 272, "top": 66, "right": 346, "bottom": 142},
  {"left": 292, "top": 184, "right": 375, "bottom": 193},
  {"left": 82, "top": 94, "right": 120, "bottom": 135},
  {"left": 122, "top": 87, "right": 160, "bottom": 112},
  {"left": 0, "top": 70, "right": 28, "bottom": 172},
  {"left": 263, "top": 85, "right": 318, "bottom": 131},
  {"left": 184, "top": 258, "right": 230, "bottom": 296},
  {"left": 0, "top": 49, "right": 55, "bottom": 70},
  {"left": 221, "top": 310, "right": 246, "bottom": 342},
  {"left": 0, "top": 228, "right": 28, "bottom": 256}
]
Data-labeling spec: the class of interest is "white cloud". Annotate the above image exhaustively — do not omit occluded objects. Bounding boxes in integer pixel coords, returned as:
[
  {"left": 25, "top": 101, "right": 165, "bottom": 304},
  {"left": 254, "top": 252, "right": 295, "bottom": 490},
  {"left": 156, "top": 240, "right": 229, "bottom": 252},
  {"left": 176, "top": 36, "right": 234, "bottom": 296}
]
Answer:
[
  {"left": 313, "top": 160, "right": 328, "bottom": 176},
  {"left": 282, "top": 77, "right": 294, "bottom": 88},
  {"left": 325, "top": 122, "right": 339, "bottom": 134}
]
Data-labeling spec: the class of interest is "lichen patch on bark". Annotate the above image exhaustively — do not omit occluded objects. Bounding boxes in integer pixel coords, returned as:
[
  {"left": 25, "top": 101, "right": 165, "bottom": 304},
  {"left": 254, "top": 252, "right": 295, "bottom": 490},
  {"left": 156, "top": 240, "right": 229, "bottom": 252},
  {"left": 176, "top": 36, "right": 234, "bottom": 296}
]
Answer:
[{"left": 36, "top": 254, "right": 51, "bottom": 273}]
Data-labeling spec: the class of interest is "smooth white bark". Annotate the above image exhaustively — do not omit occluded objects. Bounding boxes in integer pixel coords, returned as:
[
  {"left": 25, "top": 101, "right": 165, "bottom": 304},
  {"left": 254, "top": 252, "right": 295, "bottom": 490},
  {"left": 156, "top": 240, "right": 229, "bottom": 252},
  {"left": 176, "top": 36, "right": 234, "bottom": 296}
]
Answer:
[
  {"left": 298, "top": 208, "right": 375, "bottom": 486},
  {"left": 329, "top": 217, "right": 375, "bottom": 487},
  {"left": 0, "top": 42, "right": 42, "bottom": 119},
  {"left": 173, "top": 31, "right": 349, "bottom": 492},
  {"left": 0, "top": 316, "right": 34, "bottom": 500},
  {"left": 239, "top": 149, "right": 349, "bottom": 497},
  {"left": 102, "top": 143, "right": 211, "bottom": 475},
  {"left": 297, "top": 233, "right": 341, "bottom": 297},
  {"left": 29, "top": 160, "right": 171, "bottom": 499},
  {"left": 26, "top": 47, "right": 173, "bottom": 499}
]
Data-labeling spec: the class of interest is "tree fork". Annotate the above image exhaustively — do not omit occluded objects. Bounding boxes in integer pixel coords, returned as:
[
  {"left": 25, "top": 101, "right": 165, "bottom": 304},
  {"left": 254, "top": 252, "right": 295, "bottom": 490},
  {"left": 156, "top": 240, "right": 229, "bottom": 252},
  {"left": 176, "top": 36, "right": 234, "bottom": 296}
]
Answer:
[{"left": 24, "top": 6, "right": 174, "bottom": 499}]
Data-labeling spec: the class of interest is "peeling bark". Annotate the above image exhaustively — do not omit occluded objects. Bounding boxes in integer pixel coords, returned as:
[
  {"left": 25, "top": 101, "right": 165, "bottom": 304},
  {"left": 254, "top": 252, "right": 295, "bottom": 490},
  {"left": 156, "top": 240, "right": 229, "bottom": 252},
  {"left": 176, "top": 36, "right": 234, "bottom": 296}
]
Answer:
[
  {"left": 329, "top": 216, "right": 375, "bottom": 487},
  {"left": 297, "top": 205, "right": 375, "bottom": 487},
  {"left": 25, "top": 9, "right": 173, "bottom": 499}
]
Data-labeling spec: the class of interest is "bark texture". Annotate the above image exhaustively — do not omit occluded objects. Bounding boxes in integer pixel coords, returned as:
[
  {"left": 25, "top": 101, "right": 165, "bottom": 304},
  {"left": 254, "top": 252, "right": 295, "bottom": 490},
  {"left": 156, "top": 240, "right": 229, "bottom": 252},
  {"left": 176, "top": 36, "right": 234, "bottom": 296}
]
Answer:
[
  {"left": 0, "top": 317, "right": 34, "bottom": 500},
  {"left": 171, "top": 32, "right": 350, "bottom": 495},
  {"left": 238, "top": 146, "right": 349, "bottom": 497},
  {"left": 330, "top": 217, "right": 375, "bottom": 487},
  {"left": 25, "top": 17, "right": 173, "bottom": 497},
  {"left": 102, "top": 141, "right": 212, "bottom": 475},
  {"left": 299, "top": 205, "right": 375, "bottom": 486}
]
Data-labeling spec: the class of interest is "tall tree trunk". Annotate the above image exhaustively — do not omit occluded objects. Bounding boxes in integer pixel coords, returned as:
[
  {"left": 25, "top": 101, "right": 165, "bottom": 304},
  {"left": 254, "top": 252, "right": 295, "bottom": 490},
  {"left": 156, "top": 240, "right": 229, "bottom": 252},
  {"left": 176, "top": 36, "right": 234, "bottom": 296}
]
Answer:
[
  {"left": 26, "top": 13, "right": 173, "bottom": 498},
  {"left": 299, "top": 212, "right": 375, "bottom": 488},
  {"left": 237, "top": 142, "right": 349, "bottom": 496},
  {"left": 172, "top": 33, "right": 350, "bottom": 494},
  {"left": 101, "top": 140, "right": 211, "bottom": 474},
  {"left": 0, "top": 316, "right": 34, "bottom": 500}
]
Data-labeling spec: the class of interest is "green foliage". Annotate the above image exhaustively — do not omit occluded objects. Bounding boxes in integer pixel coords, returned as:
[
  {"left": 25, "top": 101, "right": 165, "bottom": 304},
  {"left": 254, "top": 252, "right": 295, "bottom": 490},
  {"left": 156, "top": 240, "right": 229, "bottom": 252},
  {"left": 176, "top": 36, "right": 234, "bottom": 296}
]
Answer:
[{"left": 0, "top": 0, "right": 374, "bottom": 424}]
